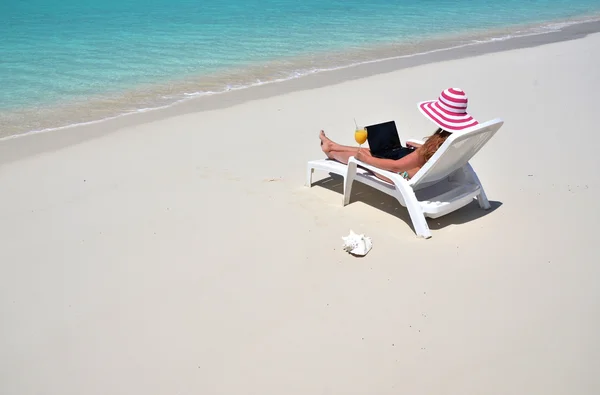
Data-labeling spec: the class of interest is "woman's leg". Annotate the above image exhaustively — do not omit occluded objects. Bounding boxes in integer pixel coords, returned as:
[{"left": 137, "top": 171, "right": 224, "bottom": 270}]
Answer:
[
  {"left": 319, "top": 130, "right": 368, "bottom": 164},
  {"left": 319, "top": 130, "right": 400, "bottom": 184}
]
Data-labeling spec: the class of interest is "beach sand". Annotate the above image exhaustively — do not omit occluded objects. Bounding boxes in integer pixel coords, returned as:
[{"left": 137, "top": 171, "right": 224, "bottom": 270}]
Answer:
[{"left": 1, "top": 29, "right": 600, "bottom": 395}]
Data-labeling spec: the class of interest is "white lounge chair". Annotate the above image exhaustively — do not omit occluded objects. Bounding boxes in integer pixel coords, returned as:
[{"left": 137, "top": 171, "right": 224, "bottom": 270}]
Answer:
[{"left": 306, "top": 118, "right": 504, "bottom": 238}]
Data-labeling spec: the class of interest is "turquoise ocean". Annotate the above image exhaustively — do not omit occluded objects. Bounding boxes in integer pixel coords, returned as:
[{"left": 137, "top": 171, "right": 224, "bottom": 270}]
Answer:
[{"left": 2, "top": 0, "right": 600, "bottom": 137}]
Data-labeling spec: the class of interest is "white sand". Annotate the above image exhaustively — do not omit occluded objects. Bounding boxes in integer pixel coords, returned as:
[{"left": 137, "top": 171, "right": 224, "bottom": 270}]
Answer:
[{"left": 1, "top": 33, "right": 600, "bottom": 395}]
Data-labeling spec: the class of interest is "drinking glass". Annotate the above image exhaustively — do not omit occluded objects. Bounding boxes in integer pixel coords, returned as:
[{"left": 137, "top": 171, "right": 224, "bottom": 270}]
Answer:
[{"left": 354, "top": 126, "right": 367, "bottom": 147}]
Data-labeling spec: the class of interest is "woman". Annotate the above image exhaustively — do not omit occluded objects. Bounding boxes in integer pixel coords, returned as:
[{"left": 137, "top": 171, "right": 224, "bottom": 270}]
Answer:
[{"left": 319, "top": 87, "right": 479, "bottom": 181}]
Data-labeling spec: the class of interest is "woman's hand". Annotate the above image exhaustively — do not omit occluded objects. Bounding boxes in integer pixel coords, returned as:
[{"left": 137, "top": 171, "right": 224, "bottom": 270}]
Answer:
[{"left": 356, "top": 147, "right": 372, "bottom": 163}]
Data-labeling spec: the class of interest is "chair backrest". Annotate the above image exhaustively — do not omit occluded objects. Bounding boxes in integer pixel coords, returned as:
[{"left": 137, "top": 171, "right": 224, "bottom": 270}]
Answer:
[{"left": 408, "top": 118, "right": 504, "bottom": 190}]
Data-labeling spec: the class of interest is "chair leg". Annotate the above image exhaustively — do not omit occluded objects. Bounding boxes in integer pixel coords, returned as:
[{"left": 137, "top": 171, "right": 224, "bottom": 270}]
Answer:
[
  {"left": 395, "top": 185, "right": 431, "bottom": 239},
  {"left": 476, "top": 187, "right": 491, "bottom": 210},
  {"left": 406, "top": 200, "right": 432, "bottom": 238},
  {"left": 305, "top": 165, "right": 314, "bottom": 187},
  {"left": 343, "top": 161, "right": 357, "bottom": 206},
  {"left": 463, "top": 164, "right": 491, "bottom": 210}
]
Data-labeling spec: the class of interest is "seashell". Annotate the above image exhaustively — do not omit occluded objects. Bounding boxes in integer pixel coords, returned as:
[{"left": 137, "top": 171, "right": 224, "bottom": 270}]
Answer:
[{"left": 341, "top": 230, "right": 372, "bottom": 256}]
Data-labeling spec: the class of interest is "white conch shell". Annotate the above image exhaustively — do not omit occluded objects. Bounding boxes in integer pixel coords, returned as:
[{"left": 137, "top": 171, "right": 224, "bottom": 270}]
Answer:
[{"left": 342, "top": 230, "right": 373, "bottom": 256}]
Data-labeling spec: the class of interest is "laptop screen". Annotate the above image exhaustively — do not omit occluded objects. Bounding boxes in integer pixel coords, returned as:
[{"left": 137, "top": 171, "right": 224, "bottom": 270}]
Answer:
[{"left": 365, "top": 121, "right": 401, "bottom": 155}]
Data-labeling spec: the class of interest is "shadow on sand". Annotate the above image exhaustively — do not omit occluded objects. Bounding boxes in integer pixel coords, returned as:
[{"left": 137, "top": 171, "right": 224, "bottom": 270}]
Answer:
[{"left": 312, "top": 174, "right": 502, "bottom": 232}]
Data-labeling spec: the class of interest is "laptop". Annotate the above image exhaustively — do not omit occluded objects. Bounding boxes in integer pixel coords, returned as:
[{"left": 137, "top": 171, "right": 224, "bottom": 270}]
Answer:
[{"left": 365, "top": 120, "right": 415, "bottom": 160}]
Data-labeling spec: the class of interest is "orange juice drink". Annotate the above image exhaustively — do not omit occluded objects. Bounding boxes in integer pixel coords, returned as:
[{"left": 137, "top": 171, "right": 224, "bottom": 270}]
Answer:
[{"left": 354, "top": 128, "right": 367, "bottom": 145}]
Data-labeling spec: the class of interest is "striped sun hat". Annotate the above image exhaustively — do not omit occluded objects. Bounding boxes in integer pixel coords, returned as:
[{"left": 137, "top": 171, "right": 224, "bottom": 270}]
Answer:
[{"left": 418, "top": 88, "right": 478, "bottom": 131}]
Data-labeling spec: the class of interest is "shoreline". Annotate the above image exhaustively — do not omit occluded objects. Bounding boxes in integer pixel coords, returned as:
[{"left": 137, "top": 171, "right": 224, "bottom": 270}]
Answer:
[
  {"left": 2, "top": 14, "right": 599, "bottom": 141},
  {"left": 1, "top": 18, "right": 600, "bottom": 165}
]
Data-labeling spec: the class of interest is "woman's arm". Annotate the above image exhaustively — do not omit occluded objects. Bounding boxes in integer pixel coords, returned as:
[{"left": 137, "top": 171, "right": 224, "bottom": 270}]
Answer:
[{"left": 356, "top": 148, "right": 425, "bottom": 173}]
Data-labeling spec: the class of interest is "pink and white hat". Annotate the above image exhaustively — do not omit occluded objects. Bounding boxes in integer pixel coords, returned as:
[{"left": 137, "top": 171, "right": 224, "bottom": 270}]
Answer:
[{"left": 418, "top": 88, "right": 478, "bottom": 131}]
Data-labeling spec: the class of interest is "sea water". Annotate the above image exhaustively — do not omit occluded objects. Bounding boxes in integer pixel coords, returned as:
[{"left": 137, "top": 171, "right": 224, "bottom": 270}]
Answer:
[{"left": 1, "top": 0, "right": 600, "bottom": 137}]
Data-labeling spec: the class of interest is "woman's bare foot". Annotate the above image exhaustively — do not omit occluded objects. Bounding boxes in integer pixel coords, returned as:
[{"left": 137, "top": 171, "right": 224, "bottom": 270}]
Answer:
[{"left": 319, "top": 130, "right": 334, "bottom": 154}]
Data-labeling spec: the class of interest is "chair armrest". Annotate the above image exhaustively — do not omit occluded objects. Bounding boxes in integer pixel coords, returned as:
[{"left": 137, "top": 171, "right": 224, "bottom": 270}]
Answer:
[
  {"left": 405, "top": 139, "right": 425, "bottom": 148},
  {"left": 348, "top": 157, "right": 404, "bottom": 183}
]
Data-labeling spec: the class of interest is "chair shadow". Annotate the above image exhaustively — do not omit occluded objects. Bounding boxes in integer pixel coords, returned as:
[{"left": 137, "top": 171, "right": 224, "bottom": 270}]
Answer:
[{"left": 312, "top": 174, "right": 502, "bottom": 232}]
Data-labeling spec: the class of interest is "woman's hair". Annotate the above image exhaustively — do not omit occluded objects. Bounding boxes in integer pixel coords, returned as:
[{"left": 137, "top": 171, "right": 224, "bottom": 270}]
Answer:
[{"left": 419, "top": 128, "right": 452, "bottom": 162}]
